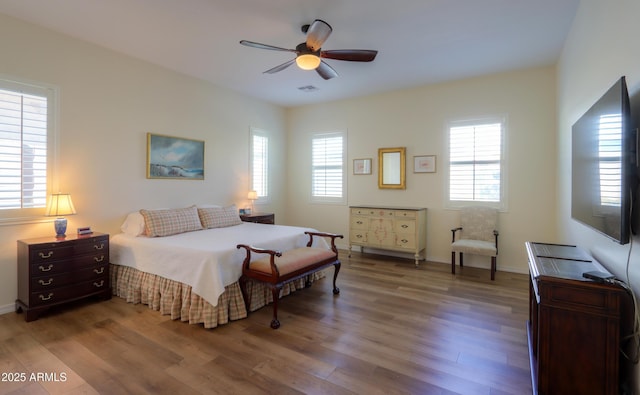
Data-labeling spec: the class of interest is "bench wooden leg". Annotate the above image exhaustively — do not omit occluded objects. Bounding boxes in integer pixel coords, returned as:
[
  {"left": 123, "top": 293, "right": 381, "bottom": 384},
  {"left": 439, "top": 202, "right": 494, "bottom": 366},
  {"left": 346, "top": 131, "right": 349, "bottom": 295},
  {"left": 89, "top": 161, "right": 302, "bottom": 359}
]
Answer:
[
  {"left": 270, "top": 286, "right": 281, "bottom": 329},
  {"left": 332, "top": 261, "right": 341, "bottom": 294},
  {"left": 491, "top": 256, "right": 496, "bottom": 281}
]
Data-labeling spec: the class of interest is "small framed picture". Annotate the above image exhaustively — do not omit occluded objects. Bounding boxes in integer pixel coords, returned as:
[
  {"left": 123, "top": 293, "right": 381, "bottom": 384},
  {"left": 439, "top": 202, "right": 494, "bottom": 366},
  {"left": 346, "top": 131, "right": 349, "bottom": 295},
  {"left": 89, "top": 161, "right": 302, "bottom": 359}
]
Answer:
[
  {"left": 414, "top": 155, "right": 436, "bottom": 173},
  {"left": 353, "top": 158, "right": 372, "bottom": 175}
]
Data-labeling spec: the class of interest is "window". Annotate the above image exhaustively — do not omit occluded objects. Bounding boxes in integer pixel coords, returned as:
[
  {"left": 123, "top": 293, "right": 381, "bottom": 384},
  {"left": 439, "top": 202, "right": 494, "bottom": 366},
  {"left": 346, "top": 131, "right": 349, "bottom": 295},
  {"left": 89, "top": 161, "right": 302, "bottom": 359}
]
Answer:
[
  {"left": 311, "top": 131, "right": 346, "bottom": 204},
  {"left": 447, "top": 118, "right": 505, "bottom": 208},
  {"left": 0, "top": 78, "right": 55, "bottom": 219},
  {"left": 250, "top": 128, "right": 268, "bottom": 201}
]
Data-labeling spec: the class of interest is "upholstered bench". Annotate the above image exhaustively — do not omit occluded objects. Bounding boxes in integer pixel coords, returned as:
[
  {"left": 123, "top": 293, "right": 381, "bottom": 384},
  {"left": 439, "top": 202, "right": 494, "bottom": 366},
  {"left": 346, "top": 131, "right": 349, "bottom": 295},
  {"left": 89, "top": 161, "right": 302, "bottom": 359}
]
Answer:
[{"left": 236, "top": 231, "right": 343, "bottom": 329}]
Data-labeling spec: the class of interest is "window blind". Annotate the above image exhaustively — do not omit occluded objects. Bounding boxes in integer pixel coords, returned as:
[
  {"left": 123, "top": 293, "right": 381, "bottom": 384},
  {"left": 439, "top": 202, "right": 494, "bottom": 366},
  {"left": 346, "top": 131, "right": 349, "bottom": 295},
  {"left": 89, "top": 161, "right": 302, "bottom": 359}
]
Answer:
[
  {"left": 0, "top": 88, "right": 48, "bottom": 210},
  {"left": 251, "top": 133, "right": 268, "bottom": 198},
  {"left": 449, "top": 122, "right": 502, "bottom": 203},
  {"left": 312, "top": 133, "right": 344, "bottom": 201}
]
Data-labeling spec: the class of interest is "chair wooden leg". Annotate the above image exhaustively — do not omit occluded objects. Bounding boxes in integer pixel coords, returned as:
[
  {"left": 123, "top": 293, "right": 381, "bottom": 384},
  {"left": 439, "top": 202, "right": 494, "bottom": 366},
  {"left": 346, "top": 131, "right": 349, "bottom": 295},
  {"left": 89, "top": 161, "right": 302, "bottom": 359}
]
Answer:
[
  {"left": 459, "top": 252, "right": 464, "bottom": 267},
  {"left": 451, "top": 251, "right": 456, "bottom": 274},
  {"left": 491, "top": 256, "right": 496, "bottom": 281}
]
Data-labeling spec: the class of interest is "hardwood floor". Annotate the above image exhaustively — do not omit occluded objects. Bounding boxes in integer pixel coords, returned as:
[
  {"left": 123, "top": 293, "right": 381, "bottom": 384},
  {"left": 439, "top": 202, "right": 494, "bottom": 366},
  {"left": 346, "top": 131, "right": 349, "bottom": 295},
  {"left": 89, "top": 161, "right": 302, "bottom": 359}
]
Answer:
[{"left": 0, "top": 252, "right": 532, "bottom": 395}]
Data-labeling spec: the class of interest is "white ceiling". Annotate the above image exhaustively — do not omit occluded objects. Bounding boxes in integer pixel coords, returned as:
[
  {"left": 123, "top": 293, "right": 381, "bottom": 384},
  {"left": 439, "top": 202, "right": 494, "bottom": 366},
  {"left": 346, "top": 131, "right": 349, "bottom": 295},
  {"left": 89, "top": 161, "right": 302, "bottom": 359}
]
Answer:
[{"left": 0, "top": 0, "right": 580, "bottom": 108}]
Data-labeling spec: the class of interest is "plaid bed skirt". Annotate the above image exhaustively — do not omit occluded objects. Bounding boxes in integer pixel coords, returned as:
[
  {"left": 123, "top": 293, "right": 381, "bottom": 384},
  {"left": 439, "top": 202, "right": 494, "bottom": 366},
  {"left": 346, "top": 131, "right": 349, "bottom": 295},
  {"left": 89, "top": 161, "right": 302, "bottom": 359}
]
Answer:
[{"left": 110, "top": 264, "right": 324, "bottom": 329}]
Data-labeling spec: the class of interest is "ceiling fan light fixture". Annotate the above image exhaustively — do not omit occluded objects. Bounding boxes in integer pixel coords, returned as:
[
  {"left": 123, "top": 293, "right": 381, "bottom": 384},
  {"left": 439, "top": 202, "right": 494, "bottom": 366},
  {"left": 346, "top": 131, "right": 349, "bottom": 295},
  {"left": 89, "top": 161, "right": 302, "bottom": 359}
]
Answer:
[{"left": 296, "top": 54, "right": 321, "bottom": 70}]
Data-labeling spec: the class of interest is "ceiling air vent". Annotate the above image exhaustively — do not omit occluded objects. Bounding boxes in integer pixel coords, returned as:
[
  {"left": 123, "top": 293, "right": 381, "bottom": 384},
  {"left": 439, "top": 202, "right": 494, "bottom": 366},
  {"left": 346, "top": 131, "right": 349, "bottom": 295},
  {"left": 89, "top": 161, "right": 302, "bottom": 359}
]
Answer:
[{"left": 298, "top": 85, "right": 318, "bottom": 92}]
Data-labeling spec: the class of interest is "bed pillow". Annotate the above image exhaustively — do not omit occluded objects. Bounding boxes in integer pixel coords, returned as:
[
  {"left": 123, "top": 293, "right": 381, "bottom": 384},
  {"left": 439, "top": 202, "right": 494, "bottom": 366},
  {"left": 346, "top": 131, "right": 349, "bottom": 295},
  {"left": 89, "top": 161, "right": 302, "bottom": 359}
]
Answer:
[
  {"left": 140, "top": 206, "right": 203, "bottom": 237},
  {"left": 198, "top": 204, "right": 242, "bottom": 229},
  {"left": 120, "top": 211, "right": 146, "bottom": 237},
  {"left": 196, "top": 204, "right": 222, "bottom": 208}
]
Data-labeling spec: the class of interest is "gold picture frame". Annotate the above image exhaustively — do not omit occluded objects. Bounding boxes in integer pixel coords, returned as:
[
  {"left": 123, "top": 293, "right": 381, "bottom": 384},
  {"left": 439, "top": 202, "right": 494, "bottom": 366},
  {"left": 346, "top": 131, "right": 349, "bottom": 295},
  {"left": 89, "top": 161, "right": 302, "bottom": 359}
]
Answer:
[
  {"left": 147, "top": 133, "right": 205, "bottom": 179},
  {"left": 378, "top": 147, "right": 406, "bottom": 189}
]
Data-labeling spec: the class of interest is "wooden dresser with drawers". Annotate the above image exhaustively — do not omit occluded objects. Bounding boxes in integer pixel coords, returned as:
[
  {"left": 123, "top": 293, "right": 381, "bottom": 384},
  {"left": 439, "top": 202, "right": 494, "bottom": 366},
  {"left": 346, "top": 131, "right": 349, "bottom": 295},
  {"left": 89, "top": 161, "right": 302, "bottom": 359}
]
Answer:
[
  {"left": 349, "top": 205, "right": 427, "bottom": 266},
  {"left": 16, "top": 232, "right": 111, "bottom": 321}
]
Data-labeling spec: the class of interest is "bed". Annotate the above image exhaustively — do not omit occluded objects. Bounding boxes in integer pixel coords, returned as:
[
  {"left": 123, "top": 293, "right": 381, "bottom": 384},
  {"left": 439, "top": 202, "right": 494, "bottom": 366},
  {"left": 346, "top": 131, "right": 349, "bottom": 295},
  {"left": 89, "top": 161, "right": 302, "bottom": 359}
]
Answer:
[{"left": 109, "top": 205, "right": 329, "bottom": 328}]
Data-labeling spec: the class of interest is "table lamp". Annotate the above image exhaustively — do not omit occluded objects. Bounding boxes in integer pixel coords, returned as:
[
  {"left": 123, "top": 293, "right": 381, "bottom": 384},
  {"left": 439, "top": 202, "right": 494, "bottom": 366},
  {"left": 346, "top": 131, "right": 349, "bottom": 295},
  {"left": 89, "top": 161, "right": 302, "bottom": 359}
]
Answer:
[
  {"left": 45, "top": 193, "right": 76, "bottom": 238},
  {"left": 247, "top": 190, "right": 258, "bottom": 213}
]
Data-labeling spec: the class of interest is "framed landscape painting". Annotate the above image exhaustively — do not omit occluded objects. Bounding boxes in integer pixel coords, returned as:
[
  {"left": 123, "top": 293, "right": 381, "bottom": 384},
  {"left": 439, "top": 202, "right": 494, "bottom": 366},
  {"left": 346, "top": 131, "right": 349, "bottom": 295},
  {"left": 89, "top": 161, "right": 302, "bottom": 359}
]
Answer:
[{"left": 147, "top": 133, "right": 205, "bottom": 179}]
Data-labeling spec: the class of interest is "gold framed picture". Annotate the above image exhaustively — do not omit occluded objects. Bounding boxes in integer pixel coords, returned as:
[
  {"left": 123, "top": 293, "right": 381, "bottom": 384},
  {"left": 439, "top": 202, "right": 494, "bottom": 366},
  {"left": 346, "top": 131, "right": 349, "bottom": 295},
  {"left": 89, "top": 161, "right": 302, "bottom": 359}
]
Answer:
[{"left": 147, "top": 133, "right": 204, "bottom": 179}]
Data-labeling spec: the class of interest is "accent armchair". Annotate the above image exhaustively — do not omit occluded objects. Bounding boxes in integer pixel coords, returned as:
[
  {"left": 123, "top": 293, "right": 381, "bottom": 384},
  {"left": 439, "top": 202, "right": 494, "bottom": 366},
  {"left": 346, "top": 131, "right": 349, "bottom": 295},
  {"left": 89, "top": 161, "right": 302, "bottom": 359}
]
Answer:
[{"left": 451, "top": 206, "right": 499, "bottom": 280}]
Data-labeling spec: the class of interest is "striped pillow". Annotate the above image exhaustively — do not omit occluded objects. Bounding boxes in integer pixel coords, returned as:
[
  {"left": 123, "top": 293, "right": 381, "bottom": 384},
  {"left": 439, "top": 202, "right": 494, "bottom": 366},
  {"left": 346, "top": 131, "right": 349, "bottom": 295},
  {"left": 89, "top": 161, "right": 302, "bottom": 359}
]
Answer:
[
  {"left": 140, "top": 206, "right": 203, "bottom": 237},
  {"left": 198, "top": 204, "right": 242, "bottom": 229}
]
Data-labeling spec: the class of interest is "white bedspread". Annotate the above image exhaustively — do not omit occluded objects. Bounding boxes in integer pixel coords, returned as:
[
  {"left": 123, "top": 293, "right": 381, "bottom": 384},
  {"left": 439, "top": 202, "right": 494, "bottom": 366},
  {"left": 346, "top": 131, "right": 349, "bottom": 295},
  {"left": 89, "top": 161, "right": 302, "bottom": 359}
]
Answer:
[{"left": 110, "top": 222, "right": 328, "bottom": 307}]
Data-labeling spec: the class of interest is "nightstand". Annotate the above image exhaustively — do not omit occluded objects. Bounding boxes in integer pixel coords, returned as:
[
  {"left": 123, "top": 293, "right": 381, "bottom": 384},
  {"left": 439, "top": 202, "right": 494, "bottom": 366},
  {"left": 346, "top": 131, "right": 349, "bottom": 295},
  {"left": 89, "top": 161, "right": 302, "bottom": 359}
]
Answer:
[
  {"left": 240, "top": 212, "right": 275, "bottom": 224},
  {"left": 16, "top": 232, "right": 111, "bottom": 322}
]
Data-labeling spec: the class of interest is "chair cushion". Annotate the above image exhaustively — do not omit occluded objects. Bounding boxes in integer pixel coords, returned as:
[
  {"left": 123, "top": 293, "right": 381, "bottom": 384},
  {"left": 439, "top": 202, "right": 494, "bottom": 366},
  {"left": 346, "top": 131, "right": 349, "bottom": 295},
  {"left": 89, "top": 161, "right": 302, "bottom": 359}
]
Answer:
[
  {"left": 249, "top": 247, "right": 337, "bottom": 276},
  {"left": 452, "top": 239, "right": 497, "bottom": 256},
  {"left": 460, "top": 206, "right": 498, "bottom": 242}
]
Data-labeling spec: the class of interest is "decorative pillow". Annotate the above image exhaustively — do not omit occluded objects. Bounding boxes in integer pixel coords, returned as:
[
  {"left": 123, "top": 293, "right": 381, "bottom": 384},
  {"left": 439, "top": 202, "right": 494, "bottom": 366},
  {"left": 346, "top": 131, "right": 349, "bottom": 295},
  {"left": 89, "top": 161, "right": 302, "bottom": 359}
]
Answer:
[
  {"left": 140, "top": 206, "right": 203, "bottom": 237},
  {"left": 120, "top": 211, "right": 146, "bottom": 237},
  {"left": 196, "top": 204, "right": 222, "bottom": 209},
  {"left": 198, "top": 204, "right": 242, "bottom": 229}
]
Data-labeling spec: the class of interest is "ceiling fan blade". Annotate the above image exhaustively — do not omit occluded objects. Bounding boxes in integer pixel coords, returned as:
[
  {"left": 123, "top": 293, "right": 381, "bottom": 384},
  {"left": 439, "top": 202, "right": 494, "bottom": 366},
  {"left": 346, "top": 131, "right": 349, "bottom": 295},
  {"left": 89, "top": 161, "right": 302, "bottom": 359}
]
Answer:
[
  {"left": 263, "top": 59, "right": 296, "bottom": 74},
  {"left": 306, "top": 19, "right": 332, "bottom": 51},
  {"left": 316, "top": 61, "right": 338, "bottom": 80},
  {"left": 321, "top": 49, "right": 378, "bottom": 62},
  {"left": 240, "top": 40, "right": 296, "bottom": 53}
]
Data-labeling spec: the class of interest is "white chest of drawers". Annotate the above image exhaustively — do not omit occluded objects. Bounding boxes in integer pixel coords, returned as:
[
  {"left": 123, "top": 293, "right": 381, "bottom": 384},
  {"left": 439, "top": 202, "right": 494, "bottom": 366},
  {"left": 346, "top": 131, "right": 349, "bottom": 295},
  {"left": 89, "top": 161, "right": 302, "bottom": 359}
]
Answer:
[{"left": 348, "top": 206, "right": 427, "bottom": 266}]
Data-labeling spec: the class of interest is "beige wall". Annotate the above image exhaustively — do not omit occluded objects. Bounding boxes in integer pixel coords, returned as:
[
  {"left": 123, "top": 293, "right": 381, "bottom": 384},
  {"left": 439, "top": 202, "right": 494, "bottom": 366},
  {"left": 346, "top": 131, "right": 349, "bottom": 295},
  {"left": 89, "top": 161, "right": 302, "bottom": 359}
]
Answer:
[
  {"left": 285, "top": 67, "right": 558, "bottom": 273},
  {"left": 557, "top": 1, "right": 640, "bottom": 390},
  {"left": 0, "top": 14, "right": 287, "bottom": 312}
]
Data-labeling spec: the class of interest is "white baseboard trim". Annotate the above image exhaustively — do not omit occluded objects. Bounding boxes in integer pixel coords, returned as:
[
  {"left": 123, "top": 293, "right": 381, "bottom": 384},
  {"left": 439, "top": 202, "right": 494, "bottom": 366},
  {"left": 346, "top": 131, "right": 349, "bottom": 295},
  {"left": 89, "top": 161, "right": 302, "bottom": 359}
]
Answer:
[
  {"left": 0, "top": 303, "right": 15, "bottom": 316},
  {"left": 343, "top": 245, "right": 529, "bottom": 275}
]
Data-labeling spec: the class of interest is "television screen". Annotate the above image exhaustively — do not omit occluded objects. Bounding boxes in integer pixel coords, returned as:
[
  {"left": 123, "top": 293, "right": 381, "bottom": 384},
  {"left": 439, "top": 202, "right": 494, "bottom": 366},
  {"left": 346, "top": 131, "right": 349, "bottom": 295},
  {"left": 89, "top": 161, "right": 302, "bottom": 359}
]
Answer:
[{"left": 571, "top": 76, "right": 633, "bottom": 244}]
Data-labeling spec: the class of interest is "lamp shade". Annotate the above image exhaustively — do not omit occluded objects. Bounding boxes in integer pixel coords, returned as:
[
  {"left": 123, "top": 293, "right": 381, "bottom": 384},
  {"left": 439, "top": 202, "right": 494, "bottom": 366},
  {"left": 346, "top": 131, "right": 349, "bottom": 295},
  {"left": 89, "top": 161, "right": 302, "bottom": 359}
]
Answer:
[
  {"left": 247, "top": 190, "right": 258, "bottom": 200},
  {"left": 296, "top": 54, "right": 321, "bottom": 70},
  {"left": 45, "top": 193, "right": 76, "bottom": 217},
  {"left": 45, "top": 193, "right": 76, "bottom": 238}
]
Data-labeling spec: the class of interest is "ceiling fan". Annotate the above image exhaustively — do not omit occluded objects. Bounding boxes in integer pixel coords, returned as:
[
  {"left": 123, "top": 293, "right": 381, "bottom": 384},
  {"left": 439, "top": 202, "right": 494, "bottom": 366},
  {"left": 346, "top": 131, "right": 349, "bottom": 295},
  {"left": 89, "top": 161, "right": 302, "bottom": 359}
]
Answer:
[{"left": 239, "top": 19, "right": 378, "bottom": 80}]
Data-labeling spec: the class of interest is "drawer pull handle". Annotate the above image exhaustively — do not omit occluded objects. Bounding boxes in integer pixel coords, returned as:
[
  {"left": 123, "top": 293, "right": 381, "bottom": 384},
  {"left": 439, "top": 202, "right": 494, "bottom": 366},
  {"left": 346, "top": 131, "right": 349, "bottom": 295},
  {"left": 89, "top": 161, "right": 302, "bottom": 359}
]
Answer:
[
  {"left": 401, "top": 224, "right": 409, "bottom": 229},
  {"left": 38, "top": 278, "right": 53, "bottom": 286},
  {"left": 356, "top": 235, "right": 363, "bottom": 239},
  {"left": 94, "top": 243, "right": 105, "bottom": 250},
  {"left": 94, "top": 255, "right": 105, "bottom": 263},
  {"left": 401, "top": 239, "right": 408, "bottom": 243},
  {"left": 39, "top": 293, "right": 54, "bottom": 301},
  {"left": 93, "top": 280, "right": 105, "bottom": 288},
  {"left": 94, "top": 267, "right": 105, "bottom": 274},
  {"left": 356, "top": 221, "right": 363, "bottom": 225},
  {"left": 39, "top": 251, "right": 54, "bottom": 259},
  {"left": 38, "top": 264, "right": 54, "bottom": 272}
]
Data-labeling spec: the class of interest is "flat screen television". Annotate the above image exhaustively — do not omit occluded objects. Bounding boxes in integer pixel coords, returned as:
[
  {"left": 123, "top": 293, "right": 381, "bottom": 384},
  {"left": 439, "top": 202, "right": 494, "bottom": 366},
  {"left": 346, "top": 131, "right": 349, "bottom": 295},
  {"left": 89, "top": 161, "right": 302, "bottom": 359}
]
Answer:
[{"left": 572, "top": 76, "right": 635, "bottom": 245}]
